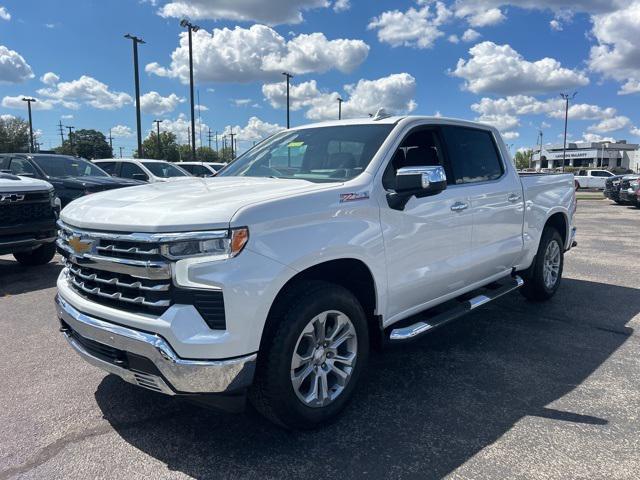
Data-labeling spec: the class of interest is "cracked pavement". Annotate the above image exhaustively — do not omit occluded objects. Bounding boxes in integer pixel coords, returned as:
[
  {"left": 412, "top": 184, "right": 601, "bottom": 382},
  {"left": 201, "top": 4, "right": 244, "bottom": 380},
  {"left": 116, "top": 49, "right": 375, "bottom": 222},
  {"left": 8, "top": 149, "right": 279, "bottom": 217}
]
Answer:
[{"left": 1, "top": 199, "right": 639, "bottom": 479}]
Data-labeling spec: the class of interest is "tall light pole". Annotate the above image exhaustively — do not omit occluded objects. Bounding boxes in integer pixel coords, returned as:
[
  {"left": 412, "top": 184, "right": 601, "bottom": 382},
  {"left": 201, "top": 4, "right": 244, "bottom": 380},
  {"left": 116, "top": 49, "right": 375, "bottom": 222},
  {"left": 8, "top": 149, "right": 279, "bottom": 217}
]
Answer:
[
  {"left": 153, "top": 119, "right": 163, "bottom": 159},
  {"left": 125, "top": 34, "right": 145, "bottom": 158},
  {"left": 22, "top": 97, "right": 36, "bottom": 153},
  {"left": 180, "top": 19, "right": 200, "bottom": 161},
  {"left": 282, "top": 72, "right": 293, "bottom": 129},
  {"left": 560, "top": 92, "right": 577, "bottom": 172},
  {"left": 337, "top": 97, "right": 343, "bottom": 120}
]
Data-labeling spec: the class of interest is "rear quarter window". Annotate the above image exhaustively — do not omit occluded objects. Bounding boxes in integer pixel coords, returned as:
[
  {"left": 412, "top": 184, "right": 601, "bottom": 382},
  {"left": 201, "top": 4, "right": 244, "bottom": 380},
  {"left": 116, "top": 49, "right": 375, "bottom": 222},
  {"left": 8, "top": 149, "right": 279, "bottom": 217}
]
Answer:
[{"left": 440, "top": 126, "right": 504, "bottom": 184}]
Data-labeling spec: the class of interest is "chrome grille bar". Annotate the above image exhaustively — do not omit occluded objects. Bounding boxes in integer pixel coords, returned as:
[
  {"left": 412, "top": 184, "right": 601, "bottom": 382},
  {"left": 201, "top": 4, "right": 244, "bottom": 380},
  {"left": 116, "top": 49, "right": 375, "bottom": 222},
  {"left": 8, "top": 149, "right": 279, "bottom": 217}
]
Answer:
[
  {"left": 69, "top": 275, "right": 170, "bottom": 308},
  {"left": 68, "top": 264, "right": 170, "bottom": 292},
  {"left": 96, "top": 244, "right": 160, "bottom": 256}
]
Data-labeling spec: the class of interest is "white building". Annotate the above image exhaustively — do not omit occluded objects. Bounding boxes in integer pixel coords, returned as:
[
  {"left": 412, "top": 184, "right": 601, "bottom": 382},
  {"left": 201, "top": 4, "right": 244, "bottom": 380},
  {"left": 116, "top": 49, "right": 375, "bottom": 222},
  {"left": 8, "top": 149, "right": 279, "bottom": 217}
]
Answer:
[{"left": 531, "top": 140, "right": 640, "bottom": 172}]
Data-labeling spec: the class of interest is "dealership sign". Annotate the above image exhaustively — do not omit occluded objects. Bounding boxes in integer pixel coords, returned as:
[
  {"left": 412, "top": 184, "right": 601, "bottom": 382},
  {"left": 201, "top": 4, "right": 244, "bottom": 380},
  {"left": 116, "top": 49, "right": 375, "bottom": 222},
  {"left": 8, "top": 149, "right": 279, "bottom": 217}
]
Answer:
[{"left": 541, "top": 149, "right": 601, "bottom": 161}]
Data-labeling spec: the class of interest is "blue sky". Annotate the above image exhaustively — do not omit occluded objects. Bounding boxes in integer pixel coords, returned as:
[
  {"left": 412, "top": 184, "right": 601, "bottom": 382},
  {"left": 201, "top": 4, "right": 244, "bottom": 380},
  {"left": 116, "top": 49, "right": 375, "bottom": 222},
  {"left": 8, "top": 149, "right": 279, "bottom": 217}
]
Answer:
[{"left": 1, "top": 0, "right": 639, "bottom": 155}]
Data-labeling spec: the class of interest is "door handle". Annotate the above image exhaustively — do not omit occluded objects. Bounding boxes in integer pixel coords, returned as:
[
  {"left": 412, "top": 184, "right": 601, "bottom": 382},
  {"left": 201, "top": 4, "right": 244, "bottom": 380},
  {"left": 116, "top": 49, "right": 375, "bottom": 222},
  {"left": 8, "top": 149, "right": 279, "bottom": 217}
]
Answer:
[
  {"left": 507, "top": 193, "right": 522, "bottom": 203},
  {"left": 451, "top": 201, "right": 468, "bottom": 212}
]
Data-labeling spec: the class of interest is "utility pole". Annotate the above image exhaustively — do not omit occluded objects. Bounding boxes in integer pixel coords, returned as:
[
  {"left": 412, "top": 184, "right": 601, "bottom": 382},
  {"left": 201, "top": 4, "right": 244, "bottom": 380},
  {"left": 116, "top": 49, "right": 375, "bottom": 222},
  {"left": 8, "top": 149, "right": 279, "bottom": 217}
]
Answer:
[
  {"left": 180, "top": 19, "right": 200, "bottom": 162},
  {"left": 108, "top": 128, "right": 113, "bottom": 151},
  {"left": 22, "top": 97, "right": 36, "bottom": 153},
  {"left": 153, "top": 119, "right": 163, "bottom": 159},
  {"left": 125, "top": 34, "right": 145, "bottom": 158},
  {"left": 119, "top": 146, "right": 124, "bottom": 158},
  {"left": 560, "top": 92, "right": 577, "bottom": 173},
  {"left": 229, "top": 129, "right": 236, "bottom": 160},
  {"left": 282, "top": 72, "right": 293, "bottom": 129},
  {"left": 58, "top": 120, "right": 65, "bottom": 146},
  {"left": 65, "top": 126, "right": 75, "bottom": 151},
  {"left": 337, "top": 97, "right": 343, "bottom": 120},
  {"left": 207, "top": 128, "right": 213, "bottom": 149},
  {"left": 215, "top": 131, "right": 218, "bottom": 152}
]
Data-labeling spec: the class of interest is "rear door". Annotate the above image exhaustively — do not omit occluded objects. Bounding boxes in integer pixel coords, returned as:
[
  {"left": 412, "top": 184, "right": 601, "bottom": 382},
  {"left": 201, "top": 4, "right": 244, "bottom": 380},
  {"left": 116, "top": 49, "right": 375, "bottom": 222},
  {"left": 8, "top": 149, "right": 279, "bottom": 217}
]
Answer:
[{"left": 440, "top": 125, "right": 524, "bottom": 283}]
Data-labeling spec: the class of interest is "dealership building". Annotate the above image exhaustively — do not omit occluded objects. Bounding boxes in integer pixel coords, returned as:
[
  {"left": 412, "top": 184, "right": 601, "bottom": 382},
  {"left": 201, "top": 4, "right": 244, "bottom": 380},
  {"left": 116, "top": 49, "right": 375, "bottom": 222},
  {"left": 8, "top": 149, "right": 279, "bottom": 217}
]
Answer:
[{"left": 531, "top": 140, "right": 640, "bottom": 171}]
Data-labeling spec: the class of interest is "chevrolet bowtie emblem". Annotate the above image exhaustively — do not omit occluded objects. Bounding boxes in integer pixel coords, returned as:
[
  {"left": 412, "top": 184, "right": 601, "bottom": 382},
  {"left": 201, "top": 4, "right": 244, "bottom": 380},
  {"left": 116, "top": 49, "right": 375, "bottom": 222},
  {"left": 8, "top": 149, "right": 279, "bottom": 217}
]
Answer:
[
  {"left": 0, "top": 193, "right": 25, "bottom": 203},
  {"left": 68, "top": 236, "right": 92, "bottom": 254}
]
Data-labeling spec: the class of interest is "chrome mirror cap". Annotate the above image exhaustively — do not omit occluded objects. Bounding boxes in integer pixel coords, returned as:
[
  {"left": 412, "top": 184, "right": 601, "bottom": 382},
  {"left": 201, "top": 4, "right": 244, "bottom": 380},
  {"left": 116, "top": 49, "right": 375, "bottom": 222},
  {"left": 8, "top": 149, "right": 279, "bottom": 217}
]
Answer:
[{"left": 396, "top": 166, "right": 447, "bottom": 189}]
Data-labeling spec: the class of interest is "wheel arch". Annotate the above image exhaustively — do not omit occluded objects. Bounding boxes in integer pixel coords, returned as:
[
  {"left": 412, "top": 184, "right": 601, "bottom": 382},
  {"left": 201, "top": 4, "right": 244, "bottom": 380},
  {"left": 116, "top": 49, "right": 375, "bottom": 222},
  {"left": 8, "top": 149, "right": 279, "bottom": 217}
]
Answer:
[
  {"left": 544, "top": 211, "right": 569, "bottom": 247},
  {"left": 261, "top": 258, "right": 382, "bottom": 352}
]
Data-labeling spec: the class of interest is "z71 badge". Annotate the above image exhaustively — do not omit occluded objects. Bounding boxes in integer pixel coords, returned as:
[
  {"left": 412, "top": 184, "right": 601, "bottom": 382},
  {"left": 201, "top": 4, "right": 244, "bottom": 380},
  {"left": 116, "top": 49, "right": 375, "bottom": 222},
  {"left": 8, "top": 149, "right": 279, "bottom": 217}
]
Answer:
[{"left": 339, "top": 192, "right": 369, "bottom": 203}]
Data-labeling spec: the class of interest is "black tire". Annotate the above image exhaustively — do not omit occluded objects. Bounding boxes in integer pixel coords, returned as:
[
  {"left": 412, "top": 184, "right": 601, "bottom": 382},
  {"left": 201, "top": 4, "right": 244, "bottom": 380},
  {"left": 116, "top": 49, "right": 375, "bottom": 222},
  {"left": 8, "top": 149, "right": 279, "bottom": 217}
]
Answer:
[
  {"left": 13, "top": 242, "right": 56, "bottom": 266},
  {"left": 249, "top": 280, "right": 369, "bottom": 430},
  {"left": 519, "top": 228, "right": 564, "bottom": 301}
]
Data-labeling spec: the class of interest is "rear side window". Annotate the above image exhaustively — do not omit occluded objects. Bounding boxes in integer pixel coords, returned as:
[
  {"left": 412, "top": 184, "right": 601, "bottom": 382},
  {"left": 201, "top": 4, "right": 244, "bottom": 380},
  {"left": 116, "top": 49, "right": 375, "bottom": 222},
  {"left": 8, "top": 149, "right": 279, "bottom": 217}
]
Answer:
[
  {"left": 9, "top": 158, "right": 37, "bottom": 176},
  {"left": 181, "top": 164, "right": 194, "bottom": 174},
  {"left": 98, "top": 162, "right": 116, "bottom": 175},
  {"left": 120, "top": 162, "right": 147, "bottom": 180},
  {"left": 440, "top": 126, "right": 504, "bottom": 184}
]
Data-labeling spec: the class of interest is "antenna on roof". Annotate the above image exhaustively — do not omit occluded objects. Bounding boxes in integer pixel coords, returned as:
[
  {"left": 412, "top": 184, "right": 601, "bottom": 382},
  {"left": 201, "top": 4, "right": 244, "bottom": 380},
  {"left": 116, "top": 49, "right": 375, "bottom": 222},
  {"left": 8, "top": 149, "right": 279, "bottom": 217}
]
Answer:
[{"left": 372, "top": 108, "right": 392, "bottom": 121}]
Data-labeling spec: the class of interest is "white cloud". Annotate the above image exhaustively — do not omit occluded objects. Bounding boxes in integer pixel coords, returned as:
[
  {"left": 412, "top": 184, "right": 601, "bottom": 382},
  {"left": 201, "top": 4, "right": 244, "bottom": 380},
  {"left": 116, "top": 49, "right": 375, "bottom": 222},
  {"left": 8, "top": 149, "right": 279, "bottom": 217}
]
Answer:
[
  {"left": 61, "top": 114, "right": 73, "bottom": 119},
  {"left": 548, "top": 103, "right": 617, "bottom": 120},
  {"left": 461, "top": 28, "right": 481, "bottom": 42},
  {"left": 37, "top": 75, "right": 132, "bottom": 110},
  {"left": 333, "top": 0, "right": 350, "bottom": 12},
  {"left": 451, "top": 41, "right": 589, "bottom": 95},
  {"left": 161, "top": 113, "right": 209, "bottom": 144},
  {"left": 146, "top": 25, "right": 369, "bottom": 84},
  {"left": 630, "top": 126, "right": 640, "bottom": 136},
  {"left": 475, "top": 113, "right": 520, "bottom": 131},
  {"left": 40, "top": 71, "right": 59, "bottom": 85},
  {"left": 1, "top": 113, "right": 15, "bottom": 121},
  {"left": 223, "top": 116, "right": 283, "bottom": 142},
  {"left": 263, "top": 73, "right": 417, "bottom": 121},
  {"left": 367, "top": 1, "right": 452, "bottom": 49},
  {"left": 582, "top": 132, "right": 616, "bottom": 142},
  {"left": 111, "top": 125, "right": 133, "bottom": 137},
  {"left": 158, "top": 0, "right": 330, "bottom": 25},
  {"left": 0, "top": 45, "right": 34, "bottom": 83},
  {"left": 0, "top": 6, "right": 10, "bottom": 21},
  {"left": 587, "top": 115, "right": 631, "bottom": 133},
  {"left": 448, "top": 34, "right": 460, "bottom": 44},
  {"left": 139, "top": 91, "right": 184, "bottom": 115},
  {"left": 502, "top": 131, "right": 520, "bottom": 140},
  {"left": 549, "top": 19, "right": 563, "bottom": 30},
  {"left": 589, "top": 2, "right": 640, "bottom": 95},
  {"left": 1, "top": 95, "right": 54, "bottom": 110},
  {"left": 233, "top": 98, "right": 252, "bottom": 107}
]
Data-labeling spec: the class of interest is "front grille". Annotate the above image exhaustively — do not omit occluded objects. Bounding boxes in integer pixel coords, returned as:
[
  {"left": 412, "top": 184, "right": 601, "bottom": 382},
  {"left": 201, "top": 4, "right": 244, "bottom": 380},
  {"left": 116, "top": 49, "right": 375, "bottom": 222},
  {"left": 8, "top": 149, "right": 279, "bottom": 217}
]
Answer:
[
  {"left": 57, "top": 223, "right": 226, "bottom": 329},
  {"left": 0, "top": 196, "right": 55, "bottom": 227}
]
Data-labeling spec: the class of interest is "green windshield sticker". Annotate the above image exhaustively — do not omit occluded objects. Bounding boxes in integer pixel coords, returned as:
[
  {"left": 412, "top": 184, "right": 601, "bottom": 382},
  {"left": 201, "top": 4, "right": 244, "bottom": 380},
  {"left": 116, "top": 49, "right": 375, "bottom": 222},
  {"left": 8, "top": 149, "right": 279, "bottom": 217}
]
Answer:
[{"left": 287, "top": 141, "right": 305, "bottom": 148}]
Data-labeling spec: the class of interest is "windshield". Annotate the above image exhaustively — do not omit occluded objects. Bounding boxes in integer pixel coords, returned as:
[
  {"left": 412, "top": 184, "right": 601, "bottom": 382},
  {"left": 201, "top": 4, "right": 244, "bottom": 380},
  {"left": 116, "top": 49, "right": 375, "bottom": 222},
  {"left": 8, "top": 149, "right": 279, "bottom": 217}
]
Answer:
[
  {"left": 31, "top": 155, "right": 109, "bottom": 178},
  {"left": 218, "top": 124, "right": 394, "bottom": 182},
  {"left": 141, "top": 161, "right": 188, "bottom": 178}
]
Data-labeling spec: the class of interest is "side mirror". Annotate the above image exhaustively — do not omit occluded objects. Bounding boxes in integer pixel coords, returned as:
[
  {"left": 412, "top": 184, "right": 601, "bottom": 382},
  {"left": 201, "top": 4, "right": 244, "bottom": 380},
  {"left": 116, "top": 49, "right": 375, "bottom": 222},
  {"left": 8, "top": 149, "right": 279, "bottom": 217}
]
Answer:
[{"left": 387, "top": 165, "right": 447, "bottom": 210}]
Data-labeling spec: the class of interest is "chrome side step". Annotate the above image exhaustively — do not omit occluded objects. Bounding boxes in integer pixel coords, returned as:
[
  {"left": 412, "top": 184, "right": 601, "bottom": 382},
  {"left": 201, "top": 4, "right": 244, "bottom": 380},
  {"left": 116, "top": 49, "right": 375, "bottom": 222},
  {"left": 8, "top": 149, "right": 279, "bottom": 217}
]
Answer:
[{"left": 389, "top": 275, "right": 524, "bottom": 341}]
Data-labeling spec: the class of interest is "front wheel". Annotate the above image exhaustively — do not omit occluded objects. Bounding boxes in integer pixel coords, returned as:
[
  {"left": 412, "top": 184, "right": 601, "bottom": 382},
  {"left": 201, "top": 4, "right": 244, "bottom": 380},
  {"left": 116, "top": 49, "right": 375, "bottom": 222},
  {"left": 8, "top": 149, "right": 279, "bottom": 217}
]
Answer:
[
  {"left": 520, "top": 228, "right": 564, "bottom": 301},
  {"left": 13, "top": 242, "right": 56, "bottom": 266},
  {"left": 249, "top": 281, "right": 369, "bottom": 429}
]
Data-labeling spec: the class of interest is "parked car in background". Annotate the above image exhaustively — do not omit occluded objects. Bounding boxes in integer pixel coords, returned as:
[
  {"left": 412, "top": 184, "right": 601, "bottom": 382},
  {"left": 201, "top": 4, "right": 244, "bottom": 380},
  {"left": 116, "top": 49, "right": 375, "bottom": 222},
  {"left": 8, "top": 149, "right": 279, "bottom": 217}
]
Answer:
[
  {"left": 574, "top": 169, "right": 615, "bottom": 190},
  {"left": 179, "top": 162, "right": 225, "bottom": 177},
  {"left": 56, "top": 115, "right": 577, "bottom": 429},
  {"left": 604, "top": 175, "right": 625, "bottom": 203},
  {"left": 95, "top": 159, "right": 191, "bottom": 183},
  {"left": 619, "top": 176, "right": 640, "bottom": 207},
  {"left": 0, "top": 172, "right": 58, "bottom": 265},
  {"left": 0, "top": 154, "right": 144, "bottom": 207}
]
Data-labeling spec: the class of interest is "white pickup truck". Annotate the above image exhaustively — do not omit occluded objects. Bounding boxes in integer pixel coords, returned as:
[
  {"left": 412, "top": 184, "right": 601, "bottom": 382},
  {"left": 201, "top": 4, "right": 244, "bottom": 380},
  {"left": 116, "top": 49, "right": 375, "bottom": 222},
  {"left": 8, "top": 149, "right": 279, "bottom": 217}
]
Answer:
[
  {"left": 55, "top": 115, "right": 576, "bottom": 429},
  {"left": 574, "top": 169, "right": 615, "bottom": 190}
]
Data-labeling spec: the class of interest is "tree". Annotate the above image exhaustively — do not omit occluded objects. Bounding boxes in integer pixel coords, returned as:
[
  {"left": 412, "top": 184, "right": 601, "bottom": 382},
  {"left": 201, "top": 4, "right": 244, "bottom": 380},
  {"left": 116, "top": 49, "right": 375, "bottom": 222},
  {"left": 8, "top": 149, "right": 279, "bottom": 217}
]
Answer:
[
  {"left": 56, "top": 129, "right": 112, "bottom": 159},
  {"left": 514, "top": 149, "right": 532, "bottom": 170},
  {"left": 0, "top": 116, "right": 29, "bottom": 153},
  {"left": 138, "top": 131, "right": 180, "bottom": 162}
]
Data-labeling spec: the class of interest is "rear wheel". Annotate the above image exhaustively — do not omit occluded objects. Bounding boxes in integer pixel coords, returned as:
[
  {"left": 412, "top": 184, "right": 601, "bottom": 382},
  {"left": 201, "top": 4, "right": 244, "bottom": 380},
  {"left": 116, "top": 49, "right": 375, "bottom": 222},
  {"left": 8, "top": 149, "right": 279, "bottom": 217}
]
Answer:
[
  {"left": 249, "top": 281, "right": 369, "bottom": 429},
  {"left": 520, "top": 228, "right": 564, "bottom": 301},
  {"left": 13, "top": 242, "right": 56, "bottom": 266}
]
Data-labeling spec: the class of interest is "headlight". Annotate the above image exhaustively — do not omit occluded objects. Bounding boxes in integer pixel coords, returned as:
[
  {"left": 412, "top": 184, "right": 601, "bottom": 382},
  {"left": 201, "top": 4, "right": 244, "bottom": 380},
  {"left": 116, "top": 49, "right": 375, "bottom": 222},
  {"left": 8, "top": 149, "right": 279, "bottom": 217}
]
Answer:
[{"left": 160, "top": 228, "right": 249, "bottom": 260}]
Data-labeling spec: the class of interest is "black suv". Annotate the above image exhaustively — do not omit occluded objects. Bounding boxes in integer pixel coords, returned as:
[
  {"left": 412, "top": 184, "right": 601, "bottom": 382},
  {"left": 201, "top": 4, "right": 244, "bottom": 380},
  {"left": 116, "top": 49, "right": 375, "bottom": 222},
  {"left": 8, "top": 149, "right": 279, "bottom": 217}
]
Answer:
[
  {"left": 0, "top": 172, "right": 58, "bottom": 265},
  {"left": 0, "top": 154, "right": 143, "bottom": 207}
]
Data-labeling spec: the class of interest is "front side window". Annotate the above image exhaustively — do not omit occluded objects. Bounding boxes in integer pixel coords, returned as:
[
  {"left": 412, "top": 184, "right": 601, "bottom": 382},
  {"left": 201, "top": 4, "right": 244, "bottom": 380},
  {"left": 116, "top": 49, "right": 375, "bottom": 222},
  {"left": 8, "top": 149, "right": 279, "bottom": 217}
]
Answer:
[
  {"left": 141, "top": 161, "right": 188, "bottom": 178},
  {"left": 440, "top": 126, "right": 504, "bottom": 184},
  {"left": 31, "top": 155, "right": 108, "bottom": 177},
  {"left": 218, "top": 125, "right": 394, "bottom": 183},
  {"left": 98, "top": 161, "right": 117, "bottom": 175},
  {"left": 9, "top": 158, "right": 36, "bottom": 176},
  {"left": 120, "top": 162, "right": 147, "bottom": 180}
]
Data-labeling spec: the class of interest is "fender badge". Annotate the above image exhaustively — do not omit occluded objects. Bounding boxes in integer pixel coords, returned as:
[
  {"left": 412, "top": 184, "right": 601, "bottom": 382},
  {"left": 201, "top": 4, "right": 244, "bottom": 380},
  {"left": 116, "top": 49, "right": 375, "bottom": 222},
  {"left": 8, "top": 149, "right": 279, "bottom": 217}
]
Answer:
[{"left": 340, "top": 192, "right": 369, "bottom": 203}]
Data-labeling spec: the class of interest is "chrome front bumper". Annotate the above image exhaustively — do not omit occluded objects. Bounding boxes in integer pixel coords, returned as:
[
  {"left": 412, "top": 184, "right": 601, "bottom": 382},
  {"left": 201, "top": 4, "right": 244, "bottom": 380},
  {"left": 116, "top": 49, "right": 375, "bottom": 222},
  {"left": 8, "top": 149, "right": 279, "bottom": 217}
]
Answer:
[{"left": 56, "top": 295, "right": 256, "bottom": 395}]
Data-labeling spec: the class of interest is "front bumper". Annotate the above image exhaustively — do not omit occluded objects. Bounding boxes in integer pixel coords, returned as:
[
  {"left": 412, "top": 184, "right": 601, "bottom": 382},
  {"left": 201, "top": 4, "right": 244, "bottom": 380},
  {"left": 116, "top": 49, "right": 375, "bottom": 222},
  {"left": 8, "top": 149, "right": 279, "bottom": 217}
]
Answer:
[
  {"left": 56, "top": 294, "right": 256, "bottom": 396},
  {"left": 0, "top": 219, "right": 56, "bottom": 255}
]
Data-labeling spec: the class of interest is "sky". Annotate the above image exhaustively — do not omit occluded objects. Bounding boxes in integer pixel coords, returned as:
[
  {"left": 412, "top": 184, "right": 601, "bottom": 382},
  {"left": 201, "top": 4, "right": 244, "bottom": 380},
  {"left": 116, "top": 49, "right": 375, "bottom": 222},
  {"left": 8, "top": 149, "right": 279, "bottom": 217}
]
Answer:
[{"left": 1, "top": 0, "right": 640, "bottom": 156}]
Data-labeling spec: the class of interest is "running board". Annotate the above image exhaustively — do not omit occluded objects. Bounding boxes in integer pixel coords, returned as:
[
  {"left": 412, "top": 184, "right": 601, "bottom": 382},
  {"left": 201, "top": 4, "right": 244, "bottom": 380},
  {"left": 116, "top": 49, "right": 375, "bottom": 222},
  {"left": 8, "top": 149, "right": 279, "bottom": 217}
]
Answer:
[{"left": 388, "top": 275, "right": 524, "bottom": 341}]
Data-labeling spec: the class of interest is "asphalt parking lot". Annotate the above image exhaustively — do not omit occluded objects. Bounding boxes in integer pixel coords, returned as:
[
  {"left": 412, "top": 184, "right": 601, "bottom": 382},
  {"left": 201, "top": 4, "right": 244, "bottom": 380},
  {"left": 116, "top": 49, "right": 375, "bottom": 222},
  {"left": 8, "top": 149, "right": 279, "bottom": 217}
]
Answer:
[{"left": 1, "top": 199, "right": 639, "bottom": 480}]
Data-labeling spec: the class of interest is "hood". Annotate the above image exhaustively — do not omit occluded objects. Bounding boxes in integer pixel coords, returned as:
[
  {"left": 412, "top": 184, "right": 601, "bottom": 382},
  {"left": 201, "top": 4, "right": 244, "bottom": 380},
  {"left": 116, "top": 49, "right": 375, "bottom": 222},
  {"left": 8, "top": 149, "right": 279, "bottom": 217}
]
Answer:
[
  {"left": 0, "top": 173, "right": 53, "bottom": 193},
  {"left": 61, "top": 176, "right": 335, "bottom": 232},
  {"left": 54, "top": 175, "right": 143, "bottom": 190}
]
